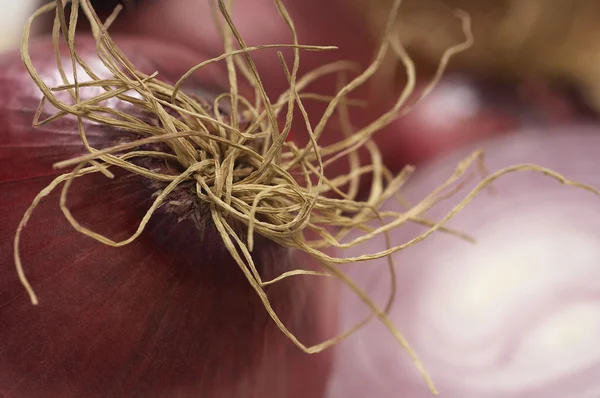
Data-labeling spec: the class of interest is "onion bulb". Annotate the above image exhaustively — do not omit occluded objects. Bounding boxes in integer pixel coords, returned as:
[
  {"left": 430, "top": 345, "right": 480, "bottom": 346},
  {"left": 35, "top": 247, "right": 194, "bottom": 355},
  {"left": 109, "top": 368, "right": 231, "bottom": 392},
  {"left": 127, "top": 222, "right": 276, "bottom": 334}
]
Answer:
[
  {"left": 327, "top": 129, "right": 600, "bottom": 397},
  {"left": 0, "top": 36, "right": 334, "bottom": 398}
]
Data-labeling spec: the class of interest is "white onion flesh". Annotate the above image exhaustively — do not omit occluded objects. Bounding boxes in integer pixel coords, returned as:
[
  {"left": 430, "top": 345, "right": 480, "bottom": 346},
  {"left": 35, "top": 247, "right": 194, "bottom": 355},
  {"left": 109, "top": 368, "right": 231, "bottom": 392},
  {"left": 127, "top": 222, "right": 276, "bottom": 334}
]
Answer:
[{"left": 326, "top": 128, "right": 600, "bottom": 398}]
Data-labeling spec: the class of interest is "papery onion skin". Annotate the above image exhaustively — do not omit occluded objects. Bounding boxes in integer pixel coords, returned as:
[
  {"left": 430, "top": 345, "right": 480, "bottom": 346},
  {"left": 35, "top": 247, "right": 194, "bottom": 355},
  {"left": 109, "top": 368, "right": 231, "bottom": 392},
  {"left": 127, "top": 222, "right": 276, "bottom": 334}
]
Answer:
[
  {"left": 326, "top": 129, "right": 600, "bottom": 398},
  {"left": 0, "top": 37, "right": 334, "bottom": 398}
]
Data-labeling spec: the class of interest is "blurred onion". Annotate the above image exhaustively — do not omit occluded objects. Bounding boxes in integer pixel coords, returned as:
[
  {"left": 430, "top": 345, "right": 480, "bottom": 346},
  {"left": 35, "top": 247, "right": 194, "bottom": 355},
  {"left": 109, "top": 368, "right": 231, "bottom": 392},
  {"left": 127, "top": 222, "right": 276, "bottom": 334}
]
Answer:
[
  {"left": 0, "top": 0, "right": 38, "bottom": 52},
  {"left": 326, "top": 129, "right": 600, "bottom": 398}
]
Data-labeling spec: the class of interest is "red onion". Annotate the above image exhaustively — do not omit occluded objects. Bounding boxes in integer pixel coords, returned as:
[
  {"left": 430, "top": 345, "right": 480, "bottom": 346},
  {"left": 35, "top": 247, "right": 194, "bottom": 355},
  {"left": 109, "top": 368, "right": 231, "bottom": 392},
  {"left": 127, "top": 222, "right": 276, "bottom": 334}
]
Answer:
[
  {"left": 326, "top": 129, "right": 600, "bottom": 397},
  {"left": 0, "top": 36, "right": 335, "bottom": 398}
]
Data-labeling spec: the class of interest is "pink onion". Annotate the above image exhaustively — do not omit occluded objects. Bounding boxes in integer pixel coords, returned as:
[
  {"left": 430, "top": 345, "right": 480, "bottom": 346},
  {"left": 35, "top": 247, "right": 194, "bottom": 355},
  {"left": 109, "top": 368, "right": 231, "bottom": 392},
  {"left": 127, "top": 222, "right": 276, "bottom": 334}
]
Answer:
[
  {"left": 326, "top": 128, "right": 600, "bottom": 397},
  {"left": 0, "top": 36, "right": 334, "bottom": 397}
]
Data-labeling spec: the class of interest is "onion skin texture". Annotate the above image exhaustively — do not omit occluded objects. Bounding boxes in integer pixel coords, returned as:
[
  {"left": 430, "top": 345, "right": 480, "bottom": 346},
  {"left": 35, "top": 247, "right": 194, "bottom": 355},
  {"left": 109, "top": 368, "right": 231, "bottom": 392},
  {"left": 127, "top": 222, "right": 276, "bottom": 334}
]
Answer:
[
  {"left": 0, "top": 37, "right": 334, "bottom": 398},
  {"left": 326, "top": 129, "right": 600, "bottom": 397}
]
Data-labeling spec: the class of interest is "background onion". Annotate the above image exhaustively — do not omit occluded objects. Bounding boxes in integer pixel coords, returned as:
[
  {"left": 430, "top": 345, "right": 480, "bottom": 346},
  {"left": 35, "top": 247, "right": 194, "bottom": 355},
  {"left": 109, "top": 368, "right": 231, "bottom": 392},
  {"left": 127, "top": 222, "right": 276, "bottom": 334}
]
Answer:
[
  {"left": 0, "top": 36, "right": 335, "bottom": 398},
  {"left": 389, "top": 75, "right": 598, "bottom": 165},
  {"left": 326, "top": 128, "right": 600, "bottom": 397}
]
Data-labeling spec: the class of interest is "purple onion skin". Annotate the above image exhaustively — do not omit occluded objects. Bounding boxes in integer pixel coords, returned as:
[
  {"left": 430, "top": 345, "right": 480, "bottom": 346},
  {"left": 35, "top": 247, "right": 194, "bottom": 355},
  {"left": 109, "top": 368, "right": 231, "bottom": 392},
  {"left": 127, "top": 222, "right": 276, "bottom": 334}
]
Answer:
[
  {"left": 0, "top": 37, "right": 334, "bottom": 398},
  {"left": 326, "top": 129, "right": 600, "bottom": 398}
]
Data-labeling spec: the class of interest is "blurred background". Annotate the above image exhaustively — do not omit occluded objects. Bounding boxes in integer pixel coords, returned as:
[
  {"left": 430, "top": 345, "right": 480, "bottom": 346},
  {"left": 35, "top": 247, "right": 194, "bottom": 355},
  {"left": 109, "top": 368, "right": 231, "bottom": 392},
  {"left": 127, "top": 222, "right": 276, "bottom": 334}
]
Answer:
[
  {"left": 4, "top": 0, "right": 600, "bottom": 124},
  {"left": 0, "top": 0, "right": 37, "bottom": 52}
]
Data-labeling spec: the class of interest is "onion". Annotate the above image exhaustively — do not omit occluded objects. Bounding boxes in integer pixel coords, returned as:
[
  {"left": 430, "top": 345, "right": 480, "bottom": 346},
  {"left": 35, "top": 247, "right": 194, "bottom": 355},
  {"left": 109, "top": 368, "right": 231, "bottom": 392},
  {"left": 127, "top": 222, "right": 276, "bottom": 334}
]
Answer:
[
  {"left": 0, "top": 36, "right": 334, "bottom": 397},
  {"left": 326, "top": 129, "right": 600, "bottom": 397},
  {"left": 11, "top": 2, "right": 600, "bottom": 397}
]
